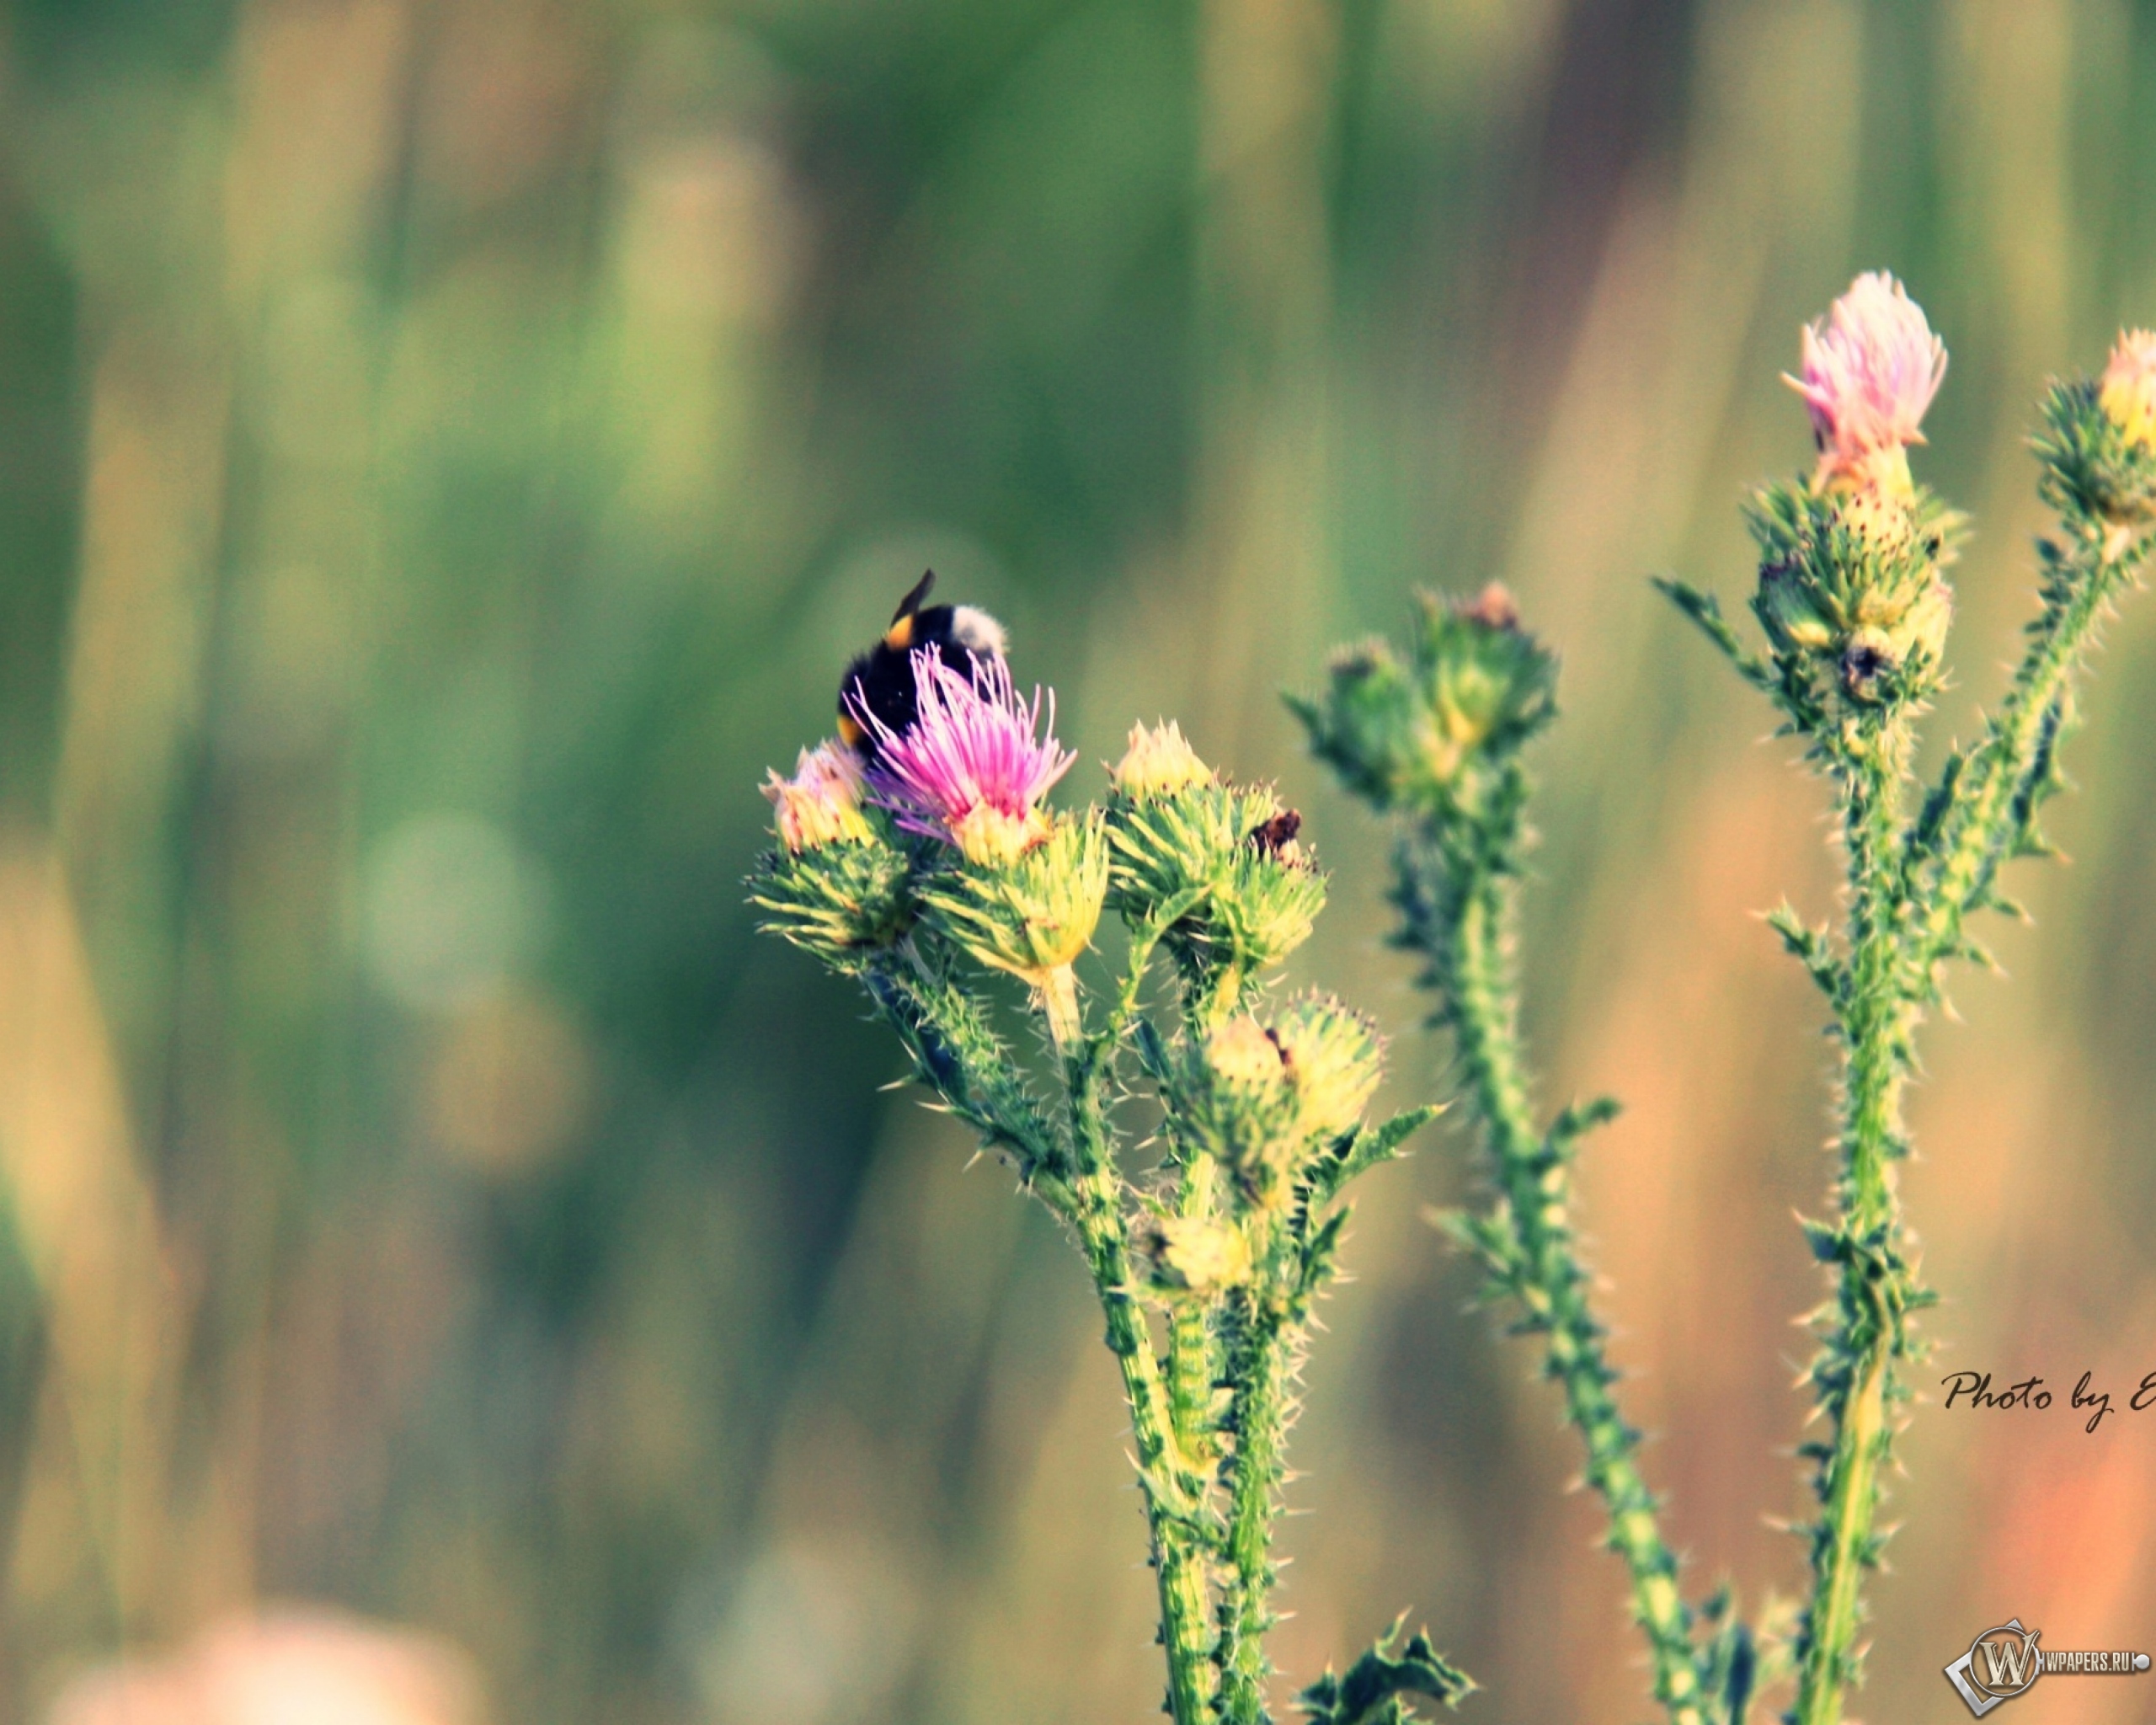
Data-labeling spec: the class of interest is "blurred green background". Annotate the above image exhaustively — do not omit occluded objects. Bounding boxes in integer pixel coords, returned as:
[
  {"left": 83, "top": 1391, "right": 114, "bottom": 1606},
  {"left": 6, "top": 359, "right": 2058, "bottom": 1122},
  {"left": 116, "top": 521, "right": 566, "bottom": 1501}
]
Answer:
[{"left": 1, "top": 0, "right": 2153, "bottom": 1719}]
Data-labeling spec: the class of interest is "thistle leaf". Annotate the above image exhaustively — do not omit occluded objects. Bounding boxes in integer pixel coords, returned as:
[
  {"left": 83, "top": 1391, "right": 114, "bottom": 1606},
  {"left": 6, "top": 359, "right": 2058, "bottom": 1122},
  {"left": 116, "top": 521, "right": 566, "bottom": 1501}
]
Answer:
[{"left": 1299, "top": 1617, "right": 1476, "bottom": 1723}]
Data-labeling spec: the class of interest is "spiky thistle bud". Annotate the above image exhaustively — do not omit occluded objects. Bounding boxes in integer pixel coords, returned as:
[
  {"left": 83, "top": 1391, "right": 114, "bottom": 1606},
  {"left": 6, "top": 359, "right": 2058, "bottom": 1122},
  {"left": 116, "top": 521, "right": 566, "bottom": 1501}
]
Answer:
[
  {"left": 1272, "top": 993, "right": 1385, "bottom": 1142},
  {"left": 917, "top": 809, "right": 1109, "bottom": 983},
  {"left": 1748, "top": 468, "right": 1961, "bottom": 710},
  {"left": 761, "top": 740, "right": 874, "bottom": 852},
  {"left": 2039, "top": 330, "right": 2156, "bottom": 526},
  {"left": 1113, "top": 783, "right": 1325, "bottom": 994},
  {"left": 1179, "top": 1014, "right": 1300, "bottom": 1207},
  {"left": 1289, "top": 585, "right": 1556, "bottom": 814},
  {"left": 2099, "top": 329, "right": 2156, "bottom": 454}
]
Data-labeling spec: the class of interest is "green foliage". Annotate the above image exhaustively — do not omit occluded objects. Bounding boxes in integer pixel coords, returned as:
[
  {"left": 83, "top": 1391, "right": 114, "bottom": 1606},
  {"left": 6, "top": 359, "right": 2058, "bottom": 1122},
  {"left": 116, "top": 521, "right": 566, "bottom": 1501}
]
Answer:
[{"left": 1298, "top": 1619, "right": 1476, "bottom": 1724}]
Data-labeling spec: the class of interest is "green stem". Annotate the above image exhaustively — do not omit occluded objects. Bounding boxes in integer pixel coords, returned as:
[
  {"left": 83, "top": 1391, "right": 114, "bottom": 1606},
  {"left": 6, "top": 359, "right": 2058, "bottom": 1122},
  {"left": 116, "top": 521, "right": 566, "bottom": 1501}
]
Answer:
[
  {"left": 1792, "top": 727, "right": 1916, "bottom": 1725},
  {"left": 1914, "top": 521, "right": 2148, "bottom": 964},
  {"left": 1439, "top": 848, "right": 1707, "bottom": 1725},
  {"left": 869, "top": 953, "right": 1070, "bottom": 1208},
  {"left": 1067, "top": 1018, "right": 1219, "bottom": 1725},
  {"left": 1218, "top": 1283, "right": 1289, "bottom": 1725},
  {"left": 1166, "top": 1155, "right": 1223, "bottom": 1472}
]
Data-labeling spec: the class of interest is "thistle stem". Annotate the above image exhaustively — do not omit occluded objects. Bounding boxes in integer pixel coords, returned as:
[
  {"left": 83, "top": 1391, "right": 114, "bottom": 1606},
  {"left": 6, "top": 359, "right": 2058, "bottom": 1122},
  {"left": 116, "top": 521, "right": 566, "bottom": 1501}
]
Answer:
[
  {"left": 1915, "top": 521, "right": 2148, "bottom": 963},
  {"left": 1166, "top": 1154, "right": 1222, "bottom": 1470},
  {"left": 1219, "top": 1264, "right": 1290, "bottom": 1724},
  {"left": 1067, "top": 1029, "right": 1219, "bottom": 1724},
  {"left": 1792, "top": 726, "right": 1917, "bottom": 1725},
  {"left": 1444, "top": 859, "right": 1708, "bottom": 1725}
]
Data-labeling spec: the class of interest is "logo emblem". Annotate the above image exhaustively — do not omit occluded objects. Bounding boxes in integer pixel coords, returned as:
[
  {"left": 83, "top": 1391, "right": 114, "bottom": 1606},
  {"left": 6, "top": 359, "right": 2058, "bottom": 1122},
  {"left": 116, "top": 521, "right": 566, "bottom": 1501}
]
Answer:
[{"left": 1943, "top": 1618, "right": 2151, "bottom": 1717}]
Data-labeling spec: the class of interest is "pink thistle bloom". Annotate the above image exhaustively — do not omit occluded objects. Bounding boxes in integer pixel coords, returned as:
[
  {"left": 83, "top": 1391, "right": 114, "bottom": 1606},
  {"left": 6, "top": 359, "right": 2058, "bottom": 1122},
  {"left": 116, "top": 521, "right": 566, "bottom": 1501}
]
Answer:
[
  {"left": 1785, "top": 272, "right": 1947, "bottom": 493},
  {"left": 853, "top": 648, "right": 1075, "bottom": 868}
]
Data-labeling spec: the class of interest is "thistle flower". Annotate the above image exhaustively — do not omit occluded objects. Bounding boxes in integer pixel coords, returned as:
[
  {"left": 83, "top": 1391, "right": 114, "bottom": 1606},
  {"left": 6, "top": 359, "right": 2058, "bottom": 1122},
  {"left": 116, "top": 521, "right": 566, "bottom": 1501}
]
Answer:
[
  {"left": 1112, "top": 720, "right": 1214, "bottom": 802},
  {"left": 1785, "top": 272, "right": 1947, "bottom": 497},
  {"left": 2098, "top": 328, "right": 2156, "bottom": 454},
  {"left": 761, "top": 740, "right": 874, "bottom": 852},
  {"left": 854, "top": 649, "right": 1075, "bottom": 868}
]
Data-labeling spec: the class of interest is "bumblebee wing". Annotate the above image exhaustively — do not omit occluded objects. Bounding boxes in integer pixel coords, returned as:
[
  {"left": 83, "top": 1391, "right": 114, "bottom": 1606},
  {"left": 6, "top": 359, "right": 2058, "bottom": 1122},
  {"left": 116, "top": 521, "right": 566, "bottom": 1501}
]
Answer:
[{"left": 890, "top": 569, "right": 936, "bottom": 625}]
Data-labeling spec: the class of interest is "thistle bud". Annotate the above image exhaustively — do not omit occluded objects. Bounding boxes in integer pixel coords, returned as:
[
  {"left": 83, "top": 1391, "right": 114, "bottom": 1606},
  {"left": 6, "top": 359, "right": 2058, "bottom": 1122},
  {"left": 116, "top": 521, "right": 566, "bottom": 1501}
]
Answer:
[
  {"left": 1286, "top": 641, "right": 1415, "bottom": 808},
  {"left": 2040, "top": 332, "right": 2156, "bottom": 526},
  {"left": 1107, "top": 776, "right": 1325, "bottom": 996},
  {"left": 1208, "top": 1015, "right": 1291, "bottom": 1091},
  {"left": 749, "top": 826, "right": 912, "bottom": 966},
  {"left": 1271, "top": 993, "right": 1385, "bottom": 1141},
  {"left": 1410, "top": 585, "right": 1556, "bottom": 783},
  {"left": 1166, "top": 1015, "right": 1299, "bottom": 1206},
  {"left": 916, "top": 809, "right": 1109, "bottom": 985},
  {"left": 762, "top": 741, "right": 874, "bottom": 852},
  {"left": 1747, "top": 481, "right": 1960, "bottom": 708},
  {"left": 1291, "top": 587, "right": 1556, "bottom": 814},
  {"left": 1137, "top": 1215, "right": 1253, "bottom": 1296},
  {"left": 1111, "top": 720, "right": 1214, "bottom": 802}
]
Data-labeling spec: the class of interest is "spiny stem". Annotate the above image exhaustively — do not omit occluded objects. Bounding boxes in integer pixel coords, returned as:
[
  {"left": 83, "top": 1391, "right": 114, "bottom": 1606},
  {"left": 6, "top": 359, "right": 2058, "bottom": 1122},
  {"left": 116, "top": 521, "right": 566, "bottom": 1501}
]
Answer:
[
  {"left": 1066, "top": 1051, "right": 1219, "bottom": 1725},
  {"left": 1166, "top": 1154, "right": 1223, "bottom": 1475},
  {"left": 1441, "top": 854, "right": 1709, "bottom": 1725},
  {"left": 1218, "top": 1256, "right": 1291, "bottom": 1725},
  {"left": 1792, "top": 728, "right": 1917, "bottom": 1725},
  {"left": 1913, "top": 521, "right": 2149, "bottom": 966}
]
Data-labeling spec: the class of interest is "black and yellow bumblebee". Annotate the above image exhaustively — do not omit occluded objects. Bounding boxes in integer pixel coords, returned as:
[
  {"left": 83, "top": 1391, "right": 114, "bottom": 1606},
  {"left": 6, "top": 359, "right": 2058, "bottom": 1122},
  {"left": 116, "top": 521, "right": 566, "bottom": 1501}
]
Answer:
[{"left": 836, "top": 570, "right": 1008, "bottom": 758}]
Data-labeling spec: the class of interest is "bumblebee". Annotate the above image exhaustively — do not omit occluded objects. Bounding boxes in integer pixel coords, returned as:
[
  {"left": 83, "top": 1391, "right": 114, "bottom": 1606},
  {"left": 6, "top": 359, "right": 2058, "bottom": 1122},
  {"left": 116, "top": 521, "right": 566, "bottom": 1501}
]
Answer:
[{"left": 837, "top": 570, "right": 1008, "bottom": 757}]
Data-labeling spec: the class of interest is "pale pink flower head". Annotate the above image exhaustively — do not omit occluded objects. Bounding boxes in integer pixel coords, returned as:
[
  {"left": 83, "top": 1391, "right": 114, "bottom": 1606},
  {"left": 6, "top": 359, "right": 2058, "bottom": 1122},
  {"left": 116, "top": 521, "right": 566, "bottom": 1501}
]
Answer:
[
  {"left": 761, "top": 740, "right": 872, "bottom": 852},
  {"left": 852, "top": 649, "right": 1075, "bottom": 868},
  {"left": 1785, "top": 271, "right": 1947, "bottom": 494},
  {"left": 2099, "top": 328, "right": 2156, "bottom": 453}
]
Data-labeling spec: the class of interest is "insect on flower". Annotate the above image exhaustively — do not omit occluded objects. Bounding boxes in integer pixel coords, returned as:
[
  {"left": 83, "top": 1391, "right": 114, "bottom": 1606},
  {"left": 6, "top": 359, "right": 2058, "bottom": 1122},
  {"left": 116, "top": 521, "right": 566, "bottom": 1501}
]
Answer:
[
  {"left": 837, "top": 570, "right": 1009, "bottom": 759},
  {"left": 851, "top": 647, "right": 1075, "bottom": 868}
]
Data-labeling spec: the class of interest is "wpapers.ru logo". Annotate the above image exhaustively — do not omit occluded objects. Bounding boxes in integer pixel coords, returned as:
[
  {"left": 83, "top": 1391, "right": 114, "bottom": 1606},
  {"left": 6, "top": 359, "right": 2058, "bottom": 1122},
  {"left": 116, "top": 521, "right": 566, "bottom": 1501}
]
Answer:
[{"left": 1943, "top": 1617, "right": 2151, "bottom": 1717}]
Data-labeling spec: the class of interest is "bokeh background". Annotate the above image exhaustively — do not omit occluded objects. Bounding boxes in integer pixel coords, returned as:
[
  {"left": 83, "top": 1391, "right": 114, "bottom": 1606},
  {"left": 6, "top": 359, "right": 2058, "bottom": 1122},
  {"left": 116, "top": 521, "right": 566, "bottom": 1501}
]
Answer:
[{"left": 0, "top": 0, "right": 2153, "bottom": 1720}]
